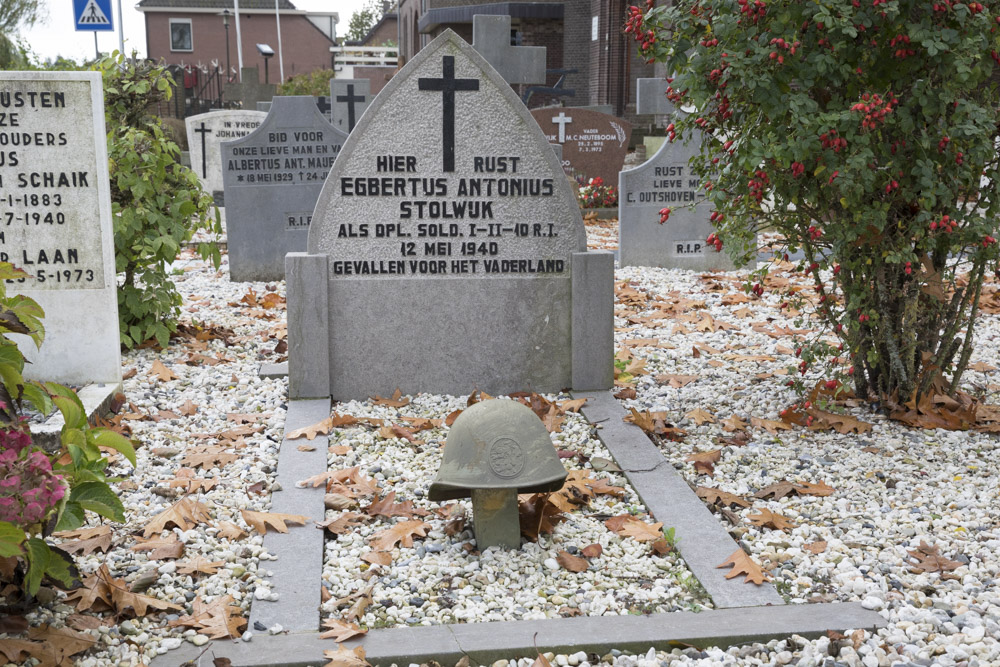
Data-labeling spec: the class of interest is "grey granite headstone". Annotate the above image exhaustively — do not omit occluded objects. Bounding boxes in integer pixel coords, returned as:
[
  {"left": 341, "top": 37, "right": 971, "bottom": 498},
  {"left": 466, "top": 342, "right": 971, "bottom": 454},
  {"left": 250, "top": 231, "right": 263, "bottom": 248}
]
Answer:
[
  {"left": 186, "top": 109, "right": 266, "bottom": 200},
  {"left": 221, "top": 97, "right": 347, "bottom": 282},
  {"left": 224, "top": 66, "right": 276, "bottom": 109},
  {"left": 0, "top": 71, "right": 121, "bottom": 386},
  {"left": 315, "top": 96, "right": 332, "bottom": 122},
  {"left": 256, "top": 101, "right": 272, "bottom": 113},
  {"left": 330, "top": 79, "right": 371, "bottom": 133},
  {"left": 287, "top": 30, "right": 614, "bottom": 400},
  {"left": 471, "top": 15, "right": 546, "bottom": 85},
  {"left": 619, "top": 133, "right": 741, "bottom": 270},
  {"left": 636, "top": 78, "right": 673, "bottom": 116},
  {"left": 531, "top": 107, "right": 632, "bottom": 186}
]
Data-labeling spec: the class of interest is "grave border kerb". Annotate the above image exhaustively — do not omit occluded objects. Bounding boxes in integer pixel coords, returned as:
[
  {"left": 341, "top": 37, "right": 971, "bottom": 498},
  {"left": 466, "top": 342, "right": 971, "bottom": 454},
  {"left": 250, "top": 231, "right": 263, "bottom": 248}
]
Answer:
[{"left": 152, "top": 389, "right": 886, "bottom": 667}]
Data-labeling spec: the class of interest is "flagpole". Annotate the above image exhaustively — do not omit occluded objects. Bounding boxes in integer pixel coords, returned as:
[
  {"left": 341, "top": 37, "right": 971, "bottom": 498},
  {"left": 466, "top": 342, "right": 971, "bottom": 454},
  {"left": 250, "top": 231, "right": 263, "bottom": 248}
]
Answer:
[
  {"left": 234, "top": 0, "right": 244, "bottom": 81},
  {"left": 116, "top": 0, "right": 124, "bottom": 55},
  {"left": 275, "top": 0, "right": 284, "bottom": 82}
]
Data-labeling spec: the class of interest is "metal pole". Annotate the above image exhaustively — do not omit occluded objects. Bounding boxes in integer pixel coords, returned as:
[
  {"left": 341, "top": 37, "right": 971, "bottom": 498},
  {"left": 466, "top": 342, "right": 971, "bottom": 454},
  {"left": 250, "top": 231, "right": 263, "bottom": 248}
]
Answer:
[
  {"left": 94, "top": 32, "right": 99, "bottom": 60},
  {"left": 234, "top": 0, "right": 245, "bottom": 80},
  {"left": 275, "top": 0, "right": 284, "bottom": 82},
  {"left": 117, "top": 0, "right": 125, "bottom": 55}
]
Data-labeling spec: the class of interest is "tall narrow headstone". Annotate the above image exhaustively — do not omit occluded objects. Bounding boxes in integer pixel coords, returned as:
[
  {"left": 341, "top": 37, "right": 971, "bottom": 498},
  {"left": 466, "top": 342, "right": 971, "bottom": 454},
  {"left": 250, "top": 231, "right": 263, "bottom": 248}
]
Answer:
[
  {"left": 531, "top": 107, "right": 632, "bottom": 185},
  {"left": 619, "top": 135, "right": 742, "bottom": 271},
  {"left": 221, "top": 97, "right": 347, "bottom": 281},
  {"left": 636, "top": 78, "right": 673, "bottom": 116},
  {"left": 287, "top": 30, "right": 614, "bottom": 400},
  {"left": 185, "top": 110, "right": 266, "bottom": 202},
  {"left": 224, "top": 66, "right": 276, "bottom": 109},
  {"left": 330, "top": 79, "right": 371, "bottom": 133},
  {"left": 0, "top": 72, "right": 121, "bottom": 386},
  {"left": 471, "top": 15, "right": 546, "bottom": 85}
]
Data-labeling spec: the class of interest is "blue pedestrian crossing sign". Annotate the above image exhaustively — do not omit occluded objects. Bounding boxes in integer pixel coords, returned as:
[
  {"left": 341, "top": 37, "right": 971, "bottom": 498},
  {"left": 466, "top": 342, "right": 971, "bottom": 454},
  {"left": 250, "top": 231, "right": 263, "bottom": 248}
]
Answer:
[{"left": 74, "top": 0, "right": 114, "bottom": 31}]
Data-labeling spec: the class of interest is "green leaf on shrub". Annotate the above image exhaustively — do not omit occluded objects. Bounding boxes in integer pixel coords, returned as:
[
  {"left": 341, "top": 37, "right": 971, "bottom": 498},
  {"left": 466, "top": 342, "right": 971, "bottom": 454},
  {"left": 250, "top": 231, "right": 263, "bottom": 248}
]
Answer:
[
  {"left": 54, "top": 502, "right": 86, "bottom": 533},
  {"left": 24, "top": 538, "right": 77, "bottom": 595},
  {"left": 69, "top": 481, "right": 125, "bottom": 523},
  {"left": 89, "top": 429, "right": 137, "bottom": 467},
  {"left": 0, "top": 521, "right": 26, "bottom": 558}
]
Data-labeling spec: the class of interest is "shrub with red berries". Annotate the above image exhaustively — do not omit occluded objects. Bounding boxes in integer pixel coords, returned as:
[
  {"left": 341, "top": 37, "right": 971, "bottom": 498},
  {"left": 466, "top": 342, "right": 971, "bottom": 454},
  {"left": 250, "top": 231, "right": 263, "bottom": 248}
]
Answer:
[{"left": 632, "top": 0, "right": 1000, "bottom": 406}]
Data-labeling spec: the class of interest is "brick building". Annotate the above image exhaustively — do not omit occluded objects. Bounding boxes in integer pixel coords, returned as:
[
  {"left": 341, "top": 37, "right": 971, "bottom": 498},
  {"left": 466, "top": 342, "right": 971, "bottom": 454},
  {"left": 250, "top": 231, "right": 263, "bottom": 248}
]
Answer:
[
  {"left": 137, "top": 0, "right": 339, "bottom": 80},
  {"left": 395, "top": 0, "right": 652, "bottom": 116}
]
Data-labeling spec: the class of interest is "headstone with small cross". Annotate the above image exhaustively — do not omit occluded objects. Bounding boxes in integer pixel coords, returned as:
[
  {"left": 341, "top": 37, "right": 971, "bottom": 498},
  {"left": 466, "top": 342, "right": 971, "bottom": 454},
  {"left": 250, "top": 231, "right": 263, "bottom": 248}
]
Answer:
[
  {"left": 285, "top": 30, "right": 614, "bottom": 400},
  {"left": 315, "top": 96, "right": 332, "bottom": 122},
  {"left": 185, "top": 110, "right": 266, "bottom": 203},
  {"left": 470, "top": 14, "right": 546, "bottom": 85},
  {"left": 330, "top": 79, "right": 371, "bottom": 133},
  {"left": 224, "top": 66, "right": 276, "bottom": 109},
  {"left": 530, "top": 107, "right": 632, "bottom": 185},
  {"left": 221, "top": 97, "right": 346, "bottom": 281}
]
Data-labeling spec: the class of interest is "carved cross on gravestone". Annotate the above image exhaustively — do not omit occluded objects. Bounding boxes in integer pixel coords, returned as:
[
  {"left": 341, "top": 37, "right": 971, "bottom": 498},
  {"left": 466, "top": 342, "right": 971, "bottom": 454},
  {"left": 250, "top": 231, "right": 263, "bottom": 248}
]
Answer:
[
  {"left": 194, "top": 122, "right": 212, "bottom": 177},
  {"left": 418, "top": 55, "right": 479, "bottom": 172},
  {"left": 224, "top": 67, "right": 277, "bottom": 109},
  {"left": 315, "top": 96, "right": 332, "bottom": 121},
  {"left": 331, "top": 79, "right": 371, "bottom": 133},
  {"left": 553, "top": 111, "right": 572, "bottom": 143},
  {"left": 471, "top": 15, "right": 546, "bottom": 85}
]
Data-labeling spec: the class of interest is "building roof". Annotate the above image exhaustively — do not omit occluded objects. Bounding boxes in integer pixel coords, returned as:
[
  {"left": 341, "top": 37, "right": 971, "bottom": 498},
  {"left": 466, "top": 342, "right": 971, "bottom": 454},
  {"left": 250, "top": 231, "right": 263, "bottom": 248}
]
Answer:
[{"left": 137, "top": 0, "right": 297, "bottom": 10}]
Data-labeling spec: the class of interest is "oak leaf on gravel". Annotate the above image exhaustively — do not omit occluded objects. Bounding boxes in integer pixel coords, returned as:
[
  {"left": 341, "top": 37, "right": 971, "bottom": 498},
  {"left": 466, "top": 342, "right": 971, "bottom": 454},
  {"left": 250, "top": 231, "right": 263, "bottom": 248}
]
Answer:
[
  {"left": 750, "top": 417, "right": 792, "bottom": 434},
  {"left": 747, "top": 509, "right": 795, "bottom": 531},
  {"left": 695, "top": 487, "right": 750, "bottom": 509},
  {"left": 130, "top": 534, "right": 185, "bottom": 560},
  {"left": 215, "top": 521, "right": 248, "bottom": 541},
  {"left": 53, "top": 526, "right": 113, "bottom": 556},
  {"left": 318, "top": 512, "right": 368, "bottom": 535},
  {"left": 556, "top": 550, "right": 588, "bottom": 572},
  {"left": 324, "top": 645, "right": 371, "bottom": 667},
  {"left": 143, "top": 497, "right": 212, "bottom": 537},
  {"left": 177, "top": 556, "right": 225, "bottom": 575},
  {"left": 371, "top": 388, "right": 410, "bottom": 407},
  {"left": 722, "top": 415, "right": 749, "bottom": 432},
  {"left": 368, "top": 521, "right": 430, "bottom": 550},
  {"left": 907, "top": 541, "right": 963, "bottom": 573},
  {"left": 518, "top": 493, "right": 566, "bottom": 540},
  {"left": 716, "top": 549, "right": 770, "bottom": 585},
  {"left": 169, "top": 595, "right": 246, "bottom": 639},
  {"left": 181, "top": 446, "right": 238, "bottom": 470},
  {"left": 240, "top": 510, "right": 310, "bottom": 534},
  {"left": 320, "top": 619, "right": 367, "bottom": 642},
  {"left": 365, "top": 491, "right": 429, "bottom": 519},
  {"left": 149, "top": 360, "right": 177, "bottom": 382},
  {"left": 685, "top": 449, "right": 721, "bottom": 475},
  {"left": 685, "top": 408, "right": 716, "bottom": 425},
  {"left": 604, "top": 515, "right": 664, "bottom": 542}
]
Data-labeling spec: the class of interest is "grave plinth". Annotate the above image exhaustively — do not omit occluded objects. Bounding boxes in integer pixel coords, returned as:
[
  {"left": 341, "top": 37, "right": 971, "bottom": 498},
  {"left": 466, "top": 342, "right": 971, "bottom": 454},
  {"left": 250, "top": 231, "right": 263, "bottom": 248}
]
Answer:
[
  {"left": 286, "top": 30, "right": 614, "bottom": 400},
  {"left": 429, "top": 400, "right": 567, "bottom": 550}
]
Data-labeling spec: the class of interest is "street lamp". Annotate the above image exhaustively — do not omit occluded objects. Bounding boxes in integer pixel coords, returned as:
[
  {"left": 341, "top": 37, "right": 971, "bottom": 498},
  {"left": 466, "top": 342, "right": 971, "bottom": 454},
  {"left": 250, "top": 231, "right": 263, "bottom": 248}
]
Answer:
[
  {"left": 221, "top": 10, "right": 232, "bottom": 81},
  {"left": 257, "top": 43, "right": 274, "bottom": 83}
]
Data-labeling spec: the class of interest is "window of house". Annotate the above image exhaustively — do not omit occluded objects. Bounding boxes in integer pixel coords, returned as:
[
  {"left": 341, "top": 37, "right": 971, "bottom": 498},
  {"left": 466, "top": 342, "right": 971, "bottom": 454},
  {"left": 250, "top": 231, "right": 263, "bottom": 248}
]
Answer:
[{"left": 170, "top": 19, "right": 193, "bottom": 52}]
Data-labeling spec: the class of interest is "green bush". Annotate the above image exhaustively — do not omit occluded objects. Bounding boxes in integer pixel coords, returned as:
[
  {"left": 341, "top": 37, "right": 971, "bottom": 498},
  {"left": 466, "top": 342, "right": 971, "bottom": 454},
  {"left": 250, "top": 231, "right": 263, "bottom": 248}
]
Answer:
[
  {"left": 633, "top": 0, "right": 1000, "bottom": 408},
  {"left": 278, "top": 68, "right": 335, "bottom": 97},
  {"left": 0, "top": 263, "right": 135, "bottom": 602},
  {"left": 97, "top": 52, "right": 221, "bottom": 349}
]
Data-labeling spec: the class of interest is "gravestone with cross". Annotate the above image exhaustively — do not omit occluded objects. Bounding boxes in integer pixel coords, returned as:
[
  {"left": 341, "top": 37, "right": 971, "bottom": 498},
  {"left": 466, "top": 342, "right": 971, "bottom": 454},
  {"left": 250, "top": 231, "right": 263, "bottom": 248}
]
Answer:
[
  {"left": 330, "top": 79, "right": 371, "bottom": 133},
  {"left": 221, "top": 96, "right": 347, "bottom": 281},
  {"left": 470, "top": 14, "right": 546, "bottom": 85},
  {"left": 531, "top": 107, "right": 632, "bottom": 185},
  {"left": 286, "top": 29, "right": 614, "bottom": 400},
  {"left": 314, "top": 96, "right": 332, "bottom": 122},
  {"left": 185, "top": 110, "right": 267, "bottom": 204},
  {"left": 0, "top": 72, "right": 121, "bottom": 387},
  {"left": 224, "top": 66, "right": 276, "bottom": 109}
]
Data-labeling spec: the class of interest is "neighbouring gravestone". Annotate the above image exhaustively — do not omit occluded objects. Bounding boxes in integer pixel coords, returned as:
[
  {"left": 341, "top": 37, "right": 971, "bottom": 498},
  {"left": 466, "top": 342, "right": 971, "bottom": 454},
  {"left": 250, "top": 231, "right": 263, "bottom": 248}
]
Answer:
[
  {"left": 221, "top": 96, "right": 347, "bottom": 282},
  {"left": 330, "top": 79, "right": 371, "bottom": 133},
  {"left": 224, "top": 67, "right": 276, "bottom": 110},
  {"left": 619, "top": 133, "right": 743, "bottom": 270},
  {"left": 636, "top": 77, "right": 672, "bottom": 116},
  {"left": 186, "top": 109, "right": 266, "bottom": 204},
  {"left": 315, "top": 96, "right": 332, "bottom": 122},
  {"left": 471, "top": 15, "right": 546, "bottom": 85},
  {"left": 0, "top": 71, "right": 121, "bottom": 386},
  {"left": 256, "top": 101, "right": 271, "bottom": 113},
  {"left": 287, "top": 30, "right": 614, "bottom": 400},
  {"left": 530, "top": 107, "right": 632, "bottom": 186}
]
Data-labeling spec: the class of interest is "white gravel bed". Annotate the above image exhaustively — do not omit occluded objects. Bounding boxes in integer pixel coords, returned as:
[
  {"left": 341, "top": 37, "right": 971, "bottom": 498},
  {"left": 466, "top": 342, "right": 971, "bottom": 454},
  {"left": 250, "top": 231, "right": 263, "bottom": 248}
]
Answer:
[
  {"left": 6, "top": 249, "right": 291, "bottom": 666},
  {"left": 319, "top": 395, "right": 710, "bottom": 628}
]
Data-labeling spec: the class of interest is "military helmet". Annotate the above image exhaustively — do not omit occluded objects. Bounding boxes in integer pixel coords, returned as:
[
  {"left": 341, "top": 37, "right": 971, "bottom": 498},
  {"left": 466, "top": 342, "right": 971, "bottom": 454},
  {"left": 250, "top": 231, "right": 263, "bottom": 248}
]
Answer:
[{"left": 428, "top": 399, "right": 568, "bottom": 501}]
